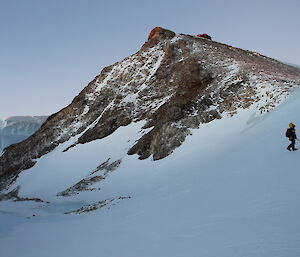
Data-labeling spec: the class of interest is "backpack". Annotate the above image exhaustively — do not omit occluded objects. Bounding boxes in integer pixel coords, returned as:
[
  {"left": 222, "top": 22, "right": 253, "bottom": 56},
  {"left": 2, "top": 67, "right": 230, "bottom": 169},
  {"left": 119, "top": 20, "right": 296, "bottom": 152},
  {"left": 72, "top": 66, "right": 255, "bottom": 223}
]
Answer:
[{"left": 286, "top": 128, "right": 291, "bottom": 138}]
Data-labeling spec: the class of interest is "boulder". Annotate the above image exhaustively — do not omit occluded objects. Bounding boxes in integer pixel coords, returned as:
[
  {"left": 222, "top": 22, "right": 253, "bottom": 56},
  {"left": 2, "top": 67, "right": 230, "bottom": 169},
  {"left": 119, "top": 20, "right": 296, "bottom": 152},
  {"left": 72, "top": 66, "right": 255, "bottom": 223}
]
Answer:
[
  {"left": 142, "top": 27, "right": 176, "bottom": 49},
  {"left": 148, "top": 26, "right": 175, "bottom": 40}
]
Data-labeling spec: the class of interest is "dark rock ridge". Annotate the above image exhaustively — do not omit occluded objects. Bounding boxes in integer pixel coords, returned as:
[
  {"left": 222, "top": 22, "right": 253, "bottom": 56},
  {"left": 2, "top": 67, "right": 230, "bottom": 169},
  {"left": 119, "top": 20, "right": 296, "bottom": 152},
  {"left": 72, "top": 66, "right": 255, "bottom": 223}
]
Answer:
[
  {"left": 64, "top": 196, "right": 132, "bottom": 215},
  {"left": 0, "top": 186, "right": 44, "bottom": 203},
  {"left": 57, "top": 158, "right": 121, "bottom": 197},
  {"left": 1, "top": 27, "right": 300, "bottom": 190}
]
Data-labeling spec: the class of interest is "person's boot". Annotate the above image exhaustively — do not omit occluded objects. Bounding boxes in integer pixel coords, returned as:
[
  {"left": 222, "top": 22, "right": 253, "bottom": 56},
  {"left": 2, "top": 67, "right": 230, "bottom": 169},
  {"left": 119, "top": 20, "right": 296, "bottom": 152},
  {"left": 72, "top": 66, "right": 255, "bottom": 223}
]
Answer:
[
  {"left": 293, "top": 148, "right": 298, "bottom": 151},
  {"left": 287, "top": 146, "right": 291, "bottom": 151}
]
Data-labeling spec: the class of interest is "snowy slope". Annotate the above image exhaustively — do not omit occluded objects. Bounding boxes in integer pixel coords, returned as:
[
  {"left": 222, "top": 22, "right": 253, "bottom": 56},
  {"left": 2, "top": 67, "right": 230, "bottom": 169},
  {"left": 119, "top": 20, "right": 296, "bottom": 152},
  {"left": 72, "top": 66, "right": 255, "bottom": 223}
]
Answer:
[
  {"left": 1, "top": 87, "right": 300, "bottom": 257},
  {"left": 1, "top": 28, "right": 300, "bottom": 257}
]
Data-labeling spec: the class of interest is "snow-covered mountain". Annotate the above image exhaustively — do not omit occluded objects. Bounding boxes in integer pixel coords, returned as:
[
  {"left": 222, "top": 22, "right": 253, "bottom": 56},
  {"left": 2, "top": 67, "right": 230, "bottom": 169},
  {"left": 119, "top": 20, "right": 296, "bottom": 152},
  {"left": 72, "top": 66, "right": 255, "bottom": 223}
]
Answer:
[
  {"left": 0, "top": 27, "right": 300, "bottom": 257},
  {"left": 285, "top": 62, "right": 300, "bottom": 69},
  {"left": 0, "top": 116, "right": 47, "bottom": 151}
]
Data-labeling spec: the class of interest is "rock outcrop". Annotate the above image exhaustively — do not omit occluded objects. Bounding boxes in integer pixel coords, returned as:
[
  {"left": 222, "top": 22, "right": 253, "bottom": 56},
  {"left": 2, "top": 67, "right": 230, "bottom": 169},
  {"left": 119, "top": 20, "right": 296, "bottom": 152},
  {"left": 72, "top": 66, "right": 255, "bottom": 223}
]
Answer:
[
  {"left": 196, "top": 34, "right": 212, "bottom": 40},
  {"left": 142, "top": 27, "right": 176, "bottom": 50},
  {"left": 147, "top": 26, "right": 176, "bottom": 41}
]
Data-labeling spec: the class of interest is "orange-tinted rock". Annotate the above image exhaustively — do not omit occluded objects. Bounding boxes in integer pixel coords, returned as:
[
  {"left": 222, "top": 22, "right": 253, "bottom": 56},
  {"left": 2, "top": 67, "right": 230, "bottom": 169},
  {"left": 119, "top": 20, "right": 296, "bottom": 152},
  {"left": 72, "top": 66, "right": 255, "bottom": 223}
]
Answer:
[
  {"left": 196, "top": 34, "right": 212, "bottom": 40},
  {"left": 148, "top": 27, "right": 161, "bottom": 40},
  {"left": 143, "top": 27, "right": 176, "bottom": 49}
]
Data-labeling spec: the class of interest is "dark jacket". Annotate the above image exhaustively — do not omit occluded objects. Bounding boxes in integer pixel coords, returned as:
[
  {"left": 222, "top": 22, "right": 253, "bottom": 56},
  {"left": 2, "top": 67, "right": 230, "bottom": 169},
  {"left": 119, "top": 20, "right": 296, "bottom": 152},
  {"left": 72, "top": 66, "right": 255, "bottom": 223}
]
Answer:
[{"left": 287, "top": 128, "right": 297, "bottom": 140}]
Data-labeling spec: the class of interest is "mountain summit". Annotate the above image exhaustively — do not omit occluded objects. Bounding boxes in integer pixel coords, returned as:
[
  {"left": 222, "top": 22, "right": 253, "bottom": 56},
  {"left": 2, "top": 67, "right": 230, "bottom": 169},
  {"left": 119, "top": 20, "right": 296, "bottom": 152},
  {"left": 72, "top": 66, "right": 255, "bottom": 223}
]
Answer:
[{"left": 0, "top": 27, "right": 300, "bottom": 191}]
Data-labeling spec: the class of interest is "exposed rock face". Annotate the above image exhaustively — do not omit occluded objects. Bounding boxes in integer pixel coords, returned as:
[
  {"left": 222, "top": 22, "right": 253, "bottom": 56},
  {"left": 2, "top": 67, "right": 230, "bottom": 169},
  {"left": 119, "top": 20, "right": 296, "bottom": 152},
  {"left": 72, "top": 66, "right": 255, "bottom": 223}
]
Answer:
[
  {"left": 0, "top": 27, "right": 300, "bottom": 190},
  {"left": 144, "top": 27, "right": 176, "bottom": 49},
  {"left": 147, "top": 26, "right": 176, "bottom": 41},
  {"left": 64, "top": 196, "right": 132, "bottom": 215},
  {"left": 0, "top": 186, "right": 44, "bottom": 203},
  {"left": 57, "top": 158, "right": 122, "bottom": 197}
]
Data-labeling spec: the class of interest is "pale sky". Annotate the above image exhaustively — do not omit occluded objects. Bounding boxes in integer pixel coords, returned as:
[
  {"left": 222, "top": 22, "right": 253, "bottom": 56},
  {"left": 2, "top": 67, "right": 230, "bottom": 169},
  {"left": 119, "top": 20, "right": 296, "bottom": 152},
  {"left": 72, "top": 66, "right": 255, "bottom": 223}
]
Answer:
[{"left": 1, "top": 0, "right": 299, "bottom": 117}]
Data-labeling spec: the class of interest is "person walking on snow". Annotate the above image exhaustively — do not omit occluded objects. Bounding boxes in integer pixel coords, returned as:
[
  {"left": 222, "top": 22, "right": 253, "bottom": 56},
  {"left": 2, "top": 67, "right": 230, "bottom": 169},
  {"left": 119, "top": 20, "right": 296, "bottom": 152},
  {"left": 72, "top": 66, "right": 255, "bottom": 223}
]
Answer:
[{"left": 286, "top": 123, "right": 297, "bottom": 151}]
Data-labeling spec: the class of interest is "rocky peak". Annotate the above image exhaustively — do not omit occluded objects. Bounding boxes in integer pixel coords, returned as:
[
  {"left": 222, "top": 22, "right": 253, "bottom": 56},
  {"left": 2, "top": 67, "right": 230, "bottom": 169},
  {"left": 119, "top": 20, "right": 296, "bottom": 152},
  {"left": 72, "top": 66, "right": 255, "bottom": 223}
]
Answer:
[
  {"left": 0, "top": 27, "right": 300, "bottom": 190},
  {"left": 147, "top": 27, "right": 175, "bottom": 41},
  {"left": 142, "top": 27, "right": 176, "bottom": 49}
]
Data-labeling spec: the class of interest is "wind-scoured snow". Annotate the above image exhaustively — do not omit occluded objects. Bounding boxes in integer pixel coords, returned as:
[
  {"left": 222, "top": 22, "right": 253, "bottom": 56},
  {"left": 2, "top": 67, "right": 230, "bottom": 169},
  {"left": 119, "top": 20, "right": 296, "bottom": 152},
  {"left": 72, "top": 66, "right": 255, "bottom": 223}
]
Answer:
[{"left": 1, "top": 87, "right": 300, "bottom": 257}]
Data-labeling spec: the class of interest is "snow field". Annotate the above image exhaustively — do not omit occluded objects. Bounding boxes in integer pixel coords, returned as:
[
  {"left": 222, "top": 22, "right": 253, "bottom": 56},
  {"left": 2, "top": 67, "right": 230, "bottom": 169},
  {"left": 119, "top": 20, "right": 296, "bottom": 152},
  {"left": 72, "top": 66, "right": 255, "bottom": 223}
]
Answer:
[{"left": 1, "top": 88, "right": 300, "bottom": 257}]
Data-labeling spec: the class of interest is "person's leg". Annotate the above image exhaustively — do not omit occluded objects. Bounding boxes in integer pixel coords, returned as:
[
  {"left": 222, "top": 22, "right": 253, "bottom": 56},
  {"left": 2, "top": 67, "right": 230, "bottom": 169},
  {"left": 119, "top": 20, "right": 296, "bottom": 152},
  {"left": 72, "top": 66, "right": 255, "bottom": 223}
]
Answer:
[
  {"left": 287, "top": 138, "right": 295, "bottom": 151},
  {"left": 292, "top": 138, "right": 296, "bottom": 150},
  {"left": 288, "top": 139, "right": 293, "bottom": 150}
]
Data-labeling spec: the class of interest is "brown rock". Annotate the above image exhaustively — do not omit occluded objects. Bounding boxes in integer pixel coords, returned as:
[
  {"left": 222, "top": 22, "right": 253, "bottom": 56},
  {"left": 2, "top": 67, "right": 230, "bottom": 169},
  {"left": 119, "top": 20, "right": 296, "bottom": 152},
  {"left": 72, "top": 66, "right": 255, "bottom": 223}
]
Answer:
[{"left": 142, "top": 27, "right": 176, "bottom": 49}]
